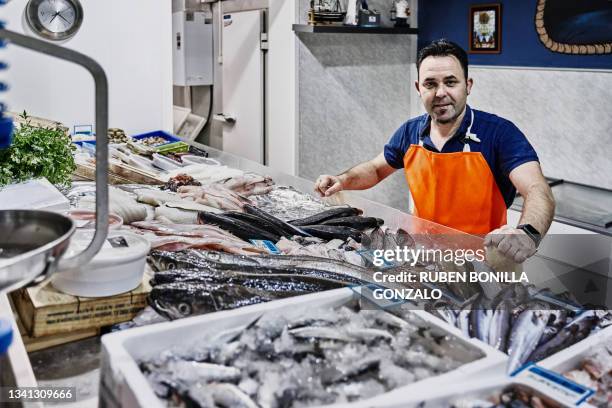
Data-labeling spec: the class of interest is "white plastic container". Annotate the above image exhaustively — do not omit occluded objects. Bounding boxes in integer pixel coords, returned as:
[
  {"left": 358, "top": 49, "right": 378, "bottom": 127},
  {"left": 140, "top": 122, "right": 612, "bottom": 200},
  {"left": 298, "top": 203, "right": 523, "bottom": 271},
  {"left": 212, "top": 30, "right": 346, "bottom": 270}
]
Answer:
[
  {"left": 100, "top": 288, "right": 507, "bottom": 408},
  {"left": 365, "top": 377, "right": 583, "bottom": 408},
  {"left": 537, "top": 326, "right": 612, "bottom": 407},
  {"left": 51, "top": 230, "right": 150, "bottom": 297},
  {"left": 0, "top": 178, "right": 69, "bottom": 212},
  {"left": 151, "top": 153, "right": 185, "bottom": 171},
  {"left": 539, "top": 325, "right": 612, "bottom": 374},
  {"left": 180, "top": 155, "right": 221, "bottom": 166}
]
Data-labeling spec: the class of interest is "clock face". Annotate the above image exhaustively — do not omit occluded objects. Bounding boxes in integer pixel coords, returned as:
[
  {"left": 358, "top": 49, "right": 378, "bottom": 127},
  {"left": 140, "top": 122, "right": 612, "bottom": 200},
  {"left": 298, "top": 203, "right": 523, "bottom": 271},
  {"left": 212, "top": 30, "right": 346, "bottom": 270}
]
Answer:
[{"left": 26, "top": 0, "right": 83, "bottom": 41}]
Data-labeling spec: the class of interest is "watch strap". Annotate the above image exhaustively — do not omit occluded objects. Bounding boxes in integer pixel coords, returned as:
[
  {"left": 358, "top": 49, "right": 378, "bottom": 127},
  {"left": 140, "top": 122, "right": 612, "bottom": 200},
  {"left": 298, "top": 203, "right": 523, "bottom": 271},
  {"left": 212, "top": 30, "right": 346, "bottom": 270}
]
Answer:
[{"left": 517, "top": 224, "right": 541, "bottom": 247}]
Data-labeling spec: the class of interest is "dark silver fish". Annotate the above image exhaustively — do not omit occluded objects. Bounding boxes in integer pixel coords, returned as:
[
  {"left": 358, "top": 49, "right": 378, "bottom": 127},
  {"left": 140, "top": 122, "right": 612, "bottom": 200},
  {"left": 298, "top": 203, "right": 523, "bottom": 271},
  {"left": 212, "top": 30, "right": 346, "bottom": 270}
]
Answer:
[
  {"left": 151, "top": 268, "right": 343, "bottom": 294},
  {"left": 301, "top": 225, "right": 364, "bottom": 243},
  {"left": 189, "top": 250, "right": 370, "bottom": 282},
  {"left": 150, "top": 250, "right": 368, "bottom": 286},
  {"left": 382, "top": 230, "right": 398, "bottom": 251},
  {"left": 506, "top": 305, "right": 551, "bottom": 374},
  {"left": 321, "top": 216, "right": 383, "bottom": 230},
  {"left": 368, "top": 227, "right": 385, "bottom": 250},
  {"left": 289, "top": 206, "right": 363, "bottom": 226},
  {"left": 198, "top": 211, "right": 281, "bottom": 242},
  {"left": 149, "top": 281, "right": 275, "bottom": 320},
  {"left": 527, "top": 310, "right": 598, "bottom": 363},
  {"left": 395, "top": 228, "right": 415, "bottom": 249},
  {"left": 223, "top": 211, "right": 292, "bottom": 238}
]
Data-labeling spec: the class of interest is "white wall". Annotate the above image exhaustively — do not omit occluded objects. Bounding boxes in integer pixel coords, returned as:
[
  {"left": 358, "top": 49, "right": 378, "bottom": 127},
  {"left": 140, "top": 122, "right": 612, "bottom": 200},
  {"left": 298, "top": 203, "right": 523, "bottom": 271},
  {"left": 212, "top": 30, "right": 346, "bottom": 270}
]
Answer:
[
  {"left": 266, "top": 0, "right": 296, "bottom": 174},
  {"left": 4, "top": 0, "right": 172, "bottom": 135}
]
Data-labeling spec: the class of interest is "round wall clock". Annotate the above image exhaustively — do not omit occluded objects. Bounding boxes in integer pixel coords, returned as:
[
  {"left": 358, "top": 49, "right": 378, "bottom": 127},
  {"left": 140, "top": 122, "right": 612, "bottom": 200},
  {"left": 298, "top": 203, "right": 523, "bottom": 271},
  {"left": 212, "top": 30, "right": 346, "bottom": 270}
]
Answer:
[{"left": 25, "top": 0, "right": 84, "bottom": 41}]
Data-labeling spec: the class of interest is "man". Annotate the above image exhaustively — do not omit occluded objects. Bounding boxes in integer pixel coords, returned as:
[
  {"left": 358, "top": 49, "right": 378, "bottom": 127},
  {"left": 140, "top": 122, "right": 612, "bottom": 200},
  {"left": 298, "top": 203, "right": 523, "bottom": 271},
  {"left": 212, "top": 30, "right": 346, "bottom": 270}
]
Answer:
[{"left": 315, "top": 39, "right": 555, "bottom": 264}]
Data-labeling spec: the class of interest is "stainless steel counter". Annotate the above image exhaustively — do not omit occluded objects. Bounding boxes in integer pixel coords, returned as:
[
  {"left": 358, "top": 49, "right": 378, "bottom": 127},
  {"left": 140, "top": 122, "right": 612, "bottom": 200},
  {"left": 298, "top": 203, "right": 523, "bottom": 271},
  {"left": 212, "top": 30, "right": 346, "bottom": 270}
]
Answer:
[{"left": 511, "top": 179, "right": 612, "bottom": 236}]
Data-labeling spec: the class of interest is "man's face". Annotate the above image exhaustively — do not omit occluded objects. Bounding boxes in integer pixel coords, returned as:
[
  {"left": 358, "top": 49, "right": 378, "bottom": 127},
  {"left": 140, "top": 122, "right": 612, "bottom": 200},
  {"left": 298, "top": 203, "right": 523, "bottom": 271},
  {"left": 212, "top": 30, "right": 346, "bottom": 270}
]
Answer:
[{"left": 415, "top": 55, "right": 473, "bottom": 125}]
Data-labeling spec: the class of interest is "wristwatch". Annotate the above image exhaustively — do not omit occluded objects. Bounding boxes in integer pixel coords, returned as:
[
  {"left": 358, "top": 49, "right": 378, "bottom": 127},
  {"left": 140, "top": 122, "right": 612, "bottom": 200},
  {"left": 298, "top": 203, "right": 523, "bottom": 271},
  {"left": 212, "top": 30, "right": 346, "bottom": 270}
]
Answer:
[{"left": 517, "top": 224, "right": 542, "bottom": 247}]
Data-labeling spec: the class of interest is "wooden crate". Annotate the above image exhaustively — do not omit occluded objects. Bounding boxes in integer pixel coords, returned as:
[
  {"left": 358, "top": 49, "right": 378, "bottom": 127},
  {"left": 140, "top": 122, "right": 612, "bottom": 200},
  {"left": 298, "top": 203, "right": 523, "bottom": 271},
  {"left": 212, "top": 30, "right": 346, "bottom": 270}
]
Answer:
[
  {"left": 11, "top": 275, "right": 151, "bottom": 338},
  {"left": 75, "top": 161, "right": 164, "bottom": 185},
  {"left": 17, "top": 317, "right": 99, "bottom": 353}
]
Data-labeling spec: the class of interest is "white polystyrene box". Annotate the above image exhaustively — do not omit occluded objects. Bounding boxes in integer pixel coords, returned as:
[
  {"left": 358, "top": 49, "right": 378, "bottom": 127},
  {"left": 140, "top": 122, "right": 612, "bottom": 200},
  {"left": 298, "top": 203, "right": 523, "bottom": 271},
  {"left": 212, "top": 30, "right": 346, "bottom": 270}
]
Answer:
[
  {"left": 0, "top": 178, "right": 69, "bottom": 212},
  {"left": 99, "top": 288, "right": 507, "bottom": 408}
]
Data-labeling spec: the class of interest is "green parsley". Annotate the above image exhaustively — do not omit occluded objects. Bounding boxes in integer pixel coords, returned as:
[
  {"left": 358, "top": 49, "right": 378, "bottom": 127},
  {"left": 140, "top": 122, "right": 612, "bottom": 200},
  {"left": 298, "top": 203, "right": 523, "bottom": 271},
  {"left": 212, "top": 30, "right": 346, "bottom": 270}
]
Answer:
[{"left": 0, "top": 111, "right": 76, "bottom": 187}]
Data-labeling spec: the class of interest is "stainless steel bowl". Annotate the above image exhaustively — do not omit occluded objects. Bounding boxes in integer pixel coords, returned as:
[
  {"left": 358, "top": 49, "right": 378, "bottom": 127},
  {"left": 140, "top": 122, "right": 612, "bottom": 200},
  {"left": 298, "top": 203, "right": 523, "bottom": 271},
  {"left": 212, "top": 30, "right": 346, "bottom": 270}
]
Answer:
[{"left": 0, "top": 210, "right": 75, "bottom": 293}]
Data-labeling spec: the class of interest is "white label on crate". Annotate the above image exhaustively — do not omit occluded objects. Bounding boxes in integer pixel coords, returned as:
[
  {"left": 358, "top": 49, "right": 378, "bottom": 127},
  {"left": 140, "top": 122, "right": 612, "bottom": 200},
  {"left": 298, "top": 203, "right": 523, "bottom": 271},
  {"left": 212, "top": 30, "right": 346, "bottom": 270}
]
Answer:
[
  {"left": 249, "top": 240, "right": 280, "bottom": 254},
  {"left": 369, "top": 16, "right": 376, "bottom": 23},
  {"left": 514, "top": 364, "right": 595, "bottom": 405}
]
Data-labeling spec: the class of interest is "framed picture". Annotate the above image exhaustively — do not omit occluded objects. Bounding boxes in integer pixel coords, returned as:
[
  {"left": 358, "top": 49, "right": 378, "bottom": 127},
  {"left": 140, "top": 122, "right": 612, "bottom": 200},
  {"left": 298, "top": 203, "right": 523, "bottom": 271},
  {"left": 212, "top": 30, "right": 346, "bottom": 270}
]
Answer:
[{"left": 469, "top": 4, "right": 502, "bottom": 54}]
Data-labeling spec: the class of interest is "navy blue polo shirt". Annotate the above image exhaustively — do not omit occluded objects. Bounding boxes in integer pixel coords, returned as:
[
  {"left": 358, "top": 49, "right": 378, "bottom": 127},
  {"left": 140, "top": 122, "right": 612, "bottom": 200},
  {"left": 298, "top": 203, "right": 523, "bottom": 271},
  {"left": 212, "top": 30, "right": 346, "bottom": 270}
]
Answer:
[{"left": 384, "top": 105, "right": 539, "bottom": 208}]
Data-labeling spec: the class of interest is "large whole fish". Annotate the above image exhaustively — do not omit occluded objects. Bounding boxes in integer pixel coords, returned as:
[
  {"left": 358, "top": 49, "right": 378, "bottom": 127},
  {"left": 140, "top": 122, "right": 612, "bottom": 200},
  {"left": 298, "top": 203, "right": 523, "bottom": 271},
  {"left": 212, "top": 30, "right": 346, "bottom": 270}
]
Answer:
[
  {"left": 321, "top": 216, "right": 384, "bottom": 230},
  {"left": 301, "top": 225, "right": 364, "bottom": 243},
  {"left": 179, "top": 184, "right": 252, "bottom": 211},
  {"left": 148, "top": 250, "right": 368, "bottom": 286},
  {"left": 506, "top": 305, "right": 552, "bottom": 374},
  {"left": 150, "top": 268, "right": 344, "bottom": 294},
  {"left": 243, "top": 204, "right": 310, "bottom": 238},
  {"left": 198, "top": 212, "right": 281, "bottom": 242},
  {"left": 188, "top": 250, "right": 371, "bottom": 282},
  {"left": 289, "top": 206, "right": 363, "bottom": 226},
  {"left": 149, "top": 281, "right": 274, "bottom": 320},
  {"left": 527, "top": 310, "right": 599, "bottom": 363},
  {"left": 223, "top": 211, "right": 293, "bottom": 238}
]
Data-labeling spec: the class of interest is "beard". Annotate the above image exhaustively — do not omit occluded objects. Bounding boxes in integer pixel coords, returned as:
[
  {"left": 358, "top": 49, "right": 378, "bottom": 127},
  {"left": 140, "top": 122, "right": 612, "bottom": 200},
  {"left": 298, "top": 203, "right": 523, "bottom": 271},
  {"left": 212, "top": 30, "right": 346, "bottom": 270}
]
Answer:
[{"left": 431, "top": 102, "right": 464, "bottom": 125}]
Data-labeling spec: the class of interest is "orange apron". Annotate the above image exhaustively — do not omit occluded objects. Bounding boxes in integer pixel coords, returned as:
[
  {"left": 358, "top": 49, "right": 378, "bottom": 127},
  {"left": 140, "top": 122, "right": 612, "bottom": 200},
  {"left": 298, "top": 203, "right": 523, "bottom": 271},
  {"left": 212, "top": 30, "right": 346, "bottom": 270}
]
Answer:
[{"left": 403, "top": 111, "right": 507, "bottom": 235}]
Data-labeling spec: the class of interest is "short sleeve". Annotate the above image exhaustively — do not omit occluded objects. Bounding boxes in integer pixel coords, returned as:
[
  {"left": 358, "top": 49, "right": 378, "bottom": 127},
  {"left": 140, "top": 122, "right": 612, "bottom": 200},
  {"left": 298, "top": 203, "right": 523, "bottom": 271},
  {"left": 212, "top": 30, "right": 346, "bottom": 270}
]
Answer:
[
  {"left": 497, "top": 121, "right": 539, "bottom": 176},
  {"left": 384, "top": 123, "right": 409, "bottom": 169}
]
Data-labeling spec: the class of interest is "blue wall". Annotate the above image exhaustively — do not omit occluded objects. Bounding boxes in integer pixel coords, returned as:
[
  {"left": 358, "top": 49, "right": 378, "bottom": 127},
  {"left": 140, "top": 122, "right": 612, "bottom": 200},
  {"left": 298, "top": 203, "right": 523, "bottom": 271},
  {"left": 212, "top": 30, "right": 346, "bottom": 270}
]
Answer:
[{"left": 418, "top": 0, "right": 612, "bottom": 69}]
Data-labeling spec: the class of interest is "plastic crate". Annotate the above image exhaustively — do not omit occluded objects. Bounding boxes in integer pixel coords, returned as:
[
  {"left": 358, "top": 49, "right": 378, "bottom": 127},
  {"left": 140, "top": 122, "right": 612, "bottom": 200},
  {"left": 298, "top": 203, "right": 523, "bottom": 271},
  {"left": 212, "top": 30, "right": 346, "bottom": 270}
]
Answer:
[{"left": 132, "top": 130, "right": 182, "bottom": 146}]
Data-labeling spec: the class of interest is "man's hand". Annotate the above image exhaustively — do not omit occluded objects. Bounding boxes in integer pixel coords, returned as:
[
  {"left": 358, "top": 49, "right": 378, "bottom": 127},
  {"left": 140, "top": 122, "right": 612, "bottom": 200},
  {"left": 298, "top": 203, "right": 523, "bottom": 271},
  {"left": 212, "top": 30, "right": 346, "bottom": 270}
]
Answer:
[
  {"left": 314, "top": 175, "right": 344, "bottom": 197},
  {"left": 484, "top": 225, "right": 537, "bottom": 264}
]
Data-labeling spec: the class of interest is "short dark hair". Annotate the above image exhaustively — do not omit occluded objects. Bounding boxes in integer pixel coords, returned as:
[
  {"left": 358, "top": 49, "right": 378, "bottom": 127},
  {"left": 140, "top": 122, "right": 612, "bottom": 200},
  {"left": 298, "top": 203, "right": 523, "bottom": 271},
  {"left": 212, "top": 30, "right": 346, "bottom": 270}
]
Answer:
[{"left": 417, "top": 39, "right": 469, "bottom": 81}]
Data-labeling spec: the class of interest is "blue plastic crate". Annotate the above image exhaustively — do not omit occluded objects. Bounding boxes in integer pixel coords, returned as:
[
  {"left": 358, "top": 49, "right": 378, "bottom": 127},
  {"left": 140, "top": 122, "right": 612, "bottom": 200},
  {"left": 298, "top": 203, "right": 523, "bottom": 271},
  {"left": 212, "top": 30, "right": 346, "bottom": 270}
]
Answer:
[{"left": 132, "top": 130, "right": 182, "bottom": 147}]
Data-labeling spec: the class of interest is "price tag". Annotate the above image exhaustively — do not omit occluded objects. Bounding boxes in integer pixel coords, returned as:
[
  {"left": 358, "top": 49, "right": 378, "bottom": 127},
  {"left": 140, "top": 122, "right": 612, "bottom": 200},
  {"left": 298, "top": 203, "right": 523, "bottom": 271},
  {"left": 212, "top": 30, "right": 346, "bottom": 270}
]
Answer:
[
  {"left": 513, "top": 364, "right": 595, "bottom": 406},
  {"left": 249, "top": 240, "right": 280, "bottom": 254}
]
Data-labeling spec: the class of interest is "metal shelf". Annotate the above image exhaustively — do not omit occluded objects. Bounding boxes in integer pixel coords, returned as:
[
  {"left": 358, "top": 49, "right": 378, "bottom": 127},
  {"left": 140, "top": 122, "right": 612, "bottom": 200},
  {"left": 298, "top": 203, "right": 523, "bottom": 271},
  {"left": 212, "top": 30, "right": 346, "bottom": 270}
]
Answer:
[{"left": 292, "top": 24, "right": 418, "bottom": 35}]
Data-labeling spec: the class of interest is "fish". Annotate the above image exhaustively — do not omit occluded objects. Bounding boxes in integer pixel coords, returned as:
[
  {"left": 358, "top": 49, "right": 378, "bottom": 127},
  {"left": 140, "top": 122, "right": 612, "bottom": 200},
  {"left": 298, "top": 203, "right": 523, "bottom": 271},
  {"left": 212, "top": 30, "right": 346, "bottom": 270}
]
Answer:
[
  {"left": 138, "top": 304, "right": 477, "bottom": 407},
  {"left": 382, "top": 230, "right": 399, "bottom": 251},
  {"left": 300, "top": 225, "right": 364, "bottom": 243},
  {"left": 198, "top": 211, "right": 281, "bottom": 242},
  {"left": 188, "top": 383, "right": 259, "bottom": 408},
  {"left": 135, "top": 188, "right": 181, "bottom": 206},
  {"left": 537, "top": 309, "right": 567, "bottom": 346},
  {"left": 151, "top": 267, "right": 346, "bottom": 293},
  {"left": 132, "top": 221, "right": 246, "bottom": 242},
  {"left": 148, "top": 235, "right": 266, "bottom": 255},
  {"left": 368, "top": 227, "right": 386, "bottom": 250},
  {"left": 321, "top": 216, "right": 384, "bottom": 230},
  {"left": 149, "top": 281, "right": 275, "bottom": 320},
  {"left": 149, "top": 250, "right": 369, "bottom": 285},
  {"left": 223, "top": 211, "right": 292, "bottom": 238},
  {"left": 527, "top": 310, "right": 599, "bottom": 363},
  {"left": 506, "top": 305, "right": 551, "bottom": 374},
  {"left": 288, "top": 206, "right": 363, "bottom": 226},
  {"left": 243, "top": 204, "right": 310, "bottom": 238},
  {"left": 179, "top": 184, "right": 252, "bottom": 211},
  {"left": 395, "top": 228, "right": 415, "bottom": 249},
  {"left": 469, "top": 295, "right": 494, "bottom": 344},
  {"left": 487, "top": 303, "right": 512, "bottom": 352},
  {"left": 456, "top": 307, "right": 471, "bottom": 338},
  {"left": 188, "top": 250, "right": 371, "bottom": 282}
]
